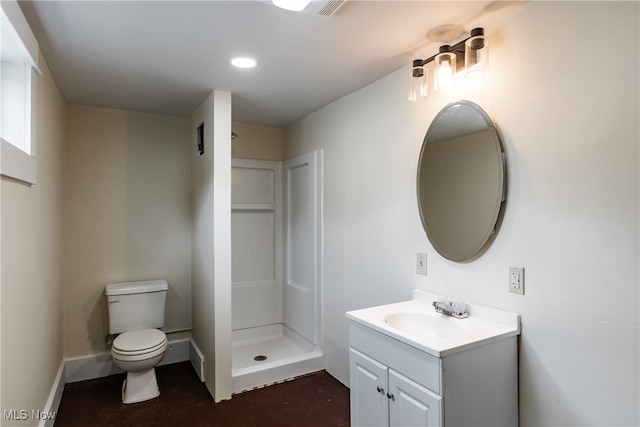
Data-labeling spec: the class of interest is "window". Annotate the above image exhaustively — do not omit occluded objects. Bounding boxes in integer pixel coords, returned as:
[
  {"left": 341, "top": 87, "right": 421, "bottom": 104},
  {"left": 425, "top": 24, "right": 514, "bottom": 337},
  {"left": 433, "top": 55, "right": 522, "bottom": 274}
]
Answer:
[{"left": 1, "top": 0, "right": 41, "bottom": 184}]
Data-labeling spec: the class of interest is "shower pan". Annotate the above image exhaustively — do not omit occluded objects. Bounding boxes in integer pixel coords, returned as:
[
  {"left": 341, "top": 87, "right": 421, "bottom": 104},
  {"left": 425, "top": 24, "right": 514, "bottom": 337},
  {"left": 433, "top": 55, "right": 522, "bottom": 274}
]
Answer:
[{"left": 230, "top": 152, "right": 323, "bottom": 393}]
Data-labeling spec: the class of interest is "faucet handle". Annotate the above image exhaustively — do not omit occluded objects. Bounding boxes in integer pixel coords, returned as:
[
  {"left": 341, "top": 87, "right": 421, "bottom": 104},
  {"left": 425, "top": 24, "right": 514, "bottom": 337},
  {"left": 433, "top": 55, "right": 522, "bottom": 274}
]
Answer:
[{"left": 433, "top": 299, "right": 469, "bottom": 319}]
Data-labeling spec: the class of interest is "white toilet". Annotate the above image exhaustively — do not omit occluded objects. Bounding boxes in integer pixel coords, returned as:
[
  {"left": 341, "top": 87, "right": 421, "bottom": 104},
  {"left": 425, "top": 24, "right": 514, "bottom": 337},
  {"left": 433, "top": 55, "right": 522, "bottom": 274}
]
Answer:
[{"left": 105, "top": 280, "right": 169, "bottom": 404}]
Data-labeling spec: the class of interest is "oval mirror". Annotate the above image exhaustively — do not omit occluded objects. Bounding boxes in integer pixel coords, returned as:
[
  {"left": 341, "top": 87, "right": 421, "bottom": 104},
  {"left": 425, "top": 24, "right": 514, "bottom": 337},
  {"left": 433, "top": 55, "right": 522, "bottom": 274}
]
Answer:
[{"left": 417, "top": 100, "right": 506, "bottom": 262}]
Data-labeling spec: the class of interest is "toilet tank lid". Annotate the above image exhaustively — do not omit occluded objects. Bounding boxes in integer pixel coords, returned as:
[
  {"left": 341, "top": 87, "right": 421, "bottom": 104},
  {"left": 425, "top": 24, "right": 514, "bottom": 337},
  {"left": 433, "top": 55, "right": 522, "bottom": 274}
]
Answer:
[{"left": 105, "top": 280, "right": 168, "bottom": 296}]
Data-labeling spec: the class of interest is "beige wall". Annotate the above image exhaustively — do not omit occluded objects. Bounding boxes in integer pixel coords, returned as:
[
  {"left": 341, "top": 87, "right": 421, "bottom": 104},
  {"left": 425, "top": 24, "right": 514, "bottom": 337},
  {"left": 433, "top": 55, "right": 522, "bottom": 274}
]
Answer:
[
  {"left": 1, "top": 53, "right": 65, "bottom": 423},
  {"left": 286, "top": 2, "right": 639, "bottom": 425},
  {"left": 63, "top": 105, "right": 192, "bottom": 357},
  {"left": 231, "top": 122, "right": 284, "bottom": 161}
]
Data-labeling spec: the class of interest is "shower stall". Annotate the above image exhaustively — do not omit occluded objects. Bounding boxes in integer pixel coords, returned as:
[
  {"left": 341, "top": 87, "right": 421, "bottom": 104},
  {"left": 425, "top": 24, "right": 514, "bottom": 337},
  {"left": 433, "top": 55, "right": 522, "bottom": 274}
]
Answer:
[{"left": 230, "top": 151, "right": 323, "bottom": 393}]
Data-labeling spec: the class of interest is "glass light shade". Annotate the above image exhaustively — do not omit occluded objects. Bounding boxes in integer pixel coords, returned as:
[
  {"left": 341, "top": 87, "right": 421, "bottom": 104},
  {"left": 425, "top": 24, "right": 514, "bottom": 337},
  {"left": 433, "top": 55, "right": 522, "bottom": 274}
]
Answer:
[
  {"left": 408, "top": 63, "right": 428, "bottom": 101},
  {"left": 465, "top": 28, "right": 489, "bottom": 78},
  {"left": 434, "top": 47, "right": 456, "bottom": 91}
]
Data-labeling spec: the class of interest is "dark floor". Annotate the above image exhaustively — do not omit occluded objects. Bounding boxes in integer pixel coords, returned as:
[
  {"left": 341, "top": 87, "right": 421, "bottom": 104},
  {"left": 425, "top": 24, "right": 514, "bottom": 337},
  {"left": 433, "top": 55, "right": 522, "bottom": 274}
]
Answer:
[{"left": 54, "top": 362, "right": 350, "bottom": 427}]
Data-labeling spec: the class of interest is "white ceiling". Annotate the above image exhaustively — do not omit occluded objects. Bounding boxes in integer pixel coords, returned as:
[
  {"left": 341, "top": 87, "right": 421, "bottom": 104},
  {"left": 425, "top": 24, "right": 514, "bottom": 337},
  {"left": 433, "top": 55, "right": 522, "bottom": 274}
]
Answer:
[{"left": 19, "top": 0, "right": 526, "bottom": 127}]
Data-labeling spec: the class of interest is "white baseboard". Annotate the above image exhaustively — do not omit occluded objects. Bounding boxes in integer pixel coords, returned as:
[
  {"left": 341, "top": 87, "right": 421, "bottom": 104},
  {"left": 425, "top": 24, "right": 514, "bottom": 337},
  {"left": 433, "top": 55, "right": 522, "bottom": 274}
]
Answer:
[
  {"left": 189, "top": 339, "right": 205, "bottom": 381},
  {"left": 65, "top": 352, "right": 119, "bottom": 383},
  {"left": 162, "top": 338, "right": 191, "bottom": 367},
  {"left": 38, "top": 360, "right": 66, "bottom": 427},
  {"left": 65, "top": 338, "right": 192, "bottom": 383}
]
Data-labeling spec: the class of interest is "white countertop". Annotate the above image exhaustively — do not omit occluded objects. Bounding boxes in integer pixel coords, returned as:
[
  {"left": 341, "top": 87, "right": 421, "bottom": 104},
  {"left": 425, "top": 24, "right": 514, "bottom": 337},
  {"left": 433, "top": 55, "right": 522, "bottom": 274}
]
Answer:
[{"left": 346, "top": 290, "right": 521, "bottom": 357}]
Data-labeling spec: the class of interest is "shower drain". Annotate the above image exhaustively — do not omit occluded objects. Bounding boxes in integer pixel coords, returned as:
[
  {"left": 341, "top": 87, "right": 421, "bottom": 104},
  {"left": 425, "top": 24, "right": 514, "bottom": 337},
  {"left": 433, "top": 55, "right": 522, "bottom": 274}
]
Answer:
[{"left": 254, "top": 355, "right": 267, "bottom": 362}]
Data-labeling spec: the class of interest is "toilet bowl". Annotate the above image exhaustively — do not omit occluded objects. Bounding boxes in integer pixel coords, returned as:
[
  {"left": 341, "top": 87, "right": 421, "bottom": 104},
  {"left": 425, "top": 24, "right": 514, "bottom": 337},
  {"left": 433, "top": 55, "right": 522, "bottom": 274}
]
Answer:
[{"left": 111, "top": 328, "right": 168, "bottom": 404}]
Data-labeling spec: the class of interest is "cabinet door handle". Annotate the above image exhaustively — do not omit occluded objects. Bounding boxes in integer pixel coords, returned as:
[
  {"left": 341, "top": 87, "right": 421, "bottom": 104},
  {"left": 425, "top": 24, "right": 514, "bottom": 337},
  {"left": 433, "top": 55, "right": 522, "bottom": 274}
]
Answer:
[
  {"left": 376, "top": 386, "right": 384, "bottom": 394},
  {"left": 386, "top": 392, "right": 395, "bottom": 401}
]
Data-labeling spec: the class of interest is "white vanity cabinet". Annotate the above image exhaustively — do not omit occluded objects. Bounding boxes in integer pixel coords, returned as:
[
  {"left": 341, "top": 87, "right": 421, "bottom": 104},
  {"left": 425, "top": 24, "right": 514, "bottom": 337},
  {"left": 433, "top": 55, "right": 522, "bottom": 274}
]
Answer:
[
  {"left": 350, "top": 347, "right": 442, "bottom": 426},
  {"left": 348, "top": 320, "right": 519, "bottom": 427}
]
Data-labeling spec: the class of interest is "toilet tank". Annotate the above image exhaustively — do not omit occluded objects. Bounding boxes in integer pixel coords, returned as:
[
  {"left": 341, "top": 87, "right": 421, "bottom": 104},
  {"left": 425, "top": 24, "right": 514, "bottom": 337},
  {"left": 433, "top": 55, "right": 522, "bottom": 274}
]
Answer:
[{"left": 105, "top": 280, "right": 168, "bottom": 334}]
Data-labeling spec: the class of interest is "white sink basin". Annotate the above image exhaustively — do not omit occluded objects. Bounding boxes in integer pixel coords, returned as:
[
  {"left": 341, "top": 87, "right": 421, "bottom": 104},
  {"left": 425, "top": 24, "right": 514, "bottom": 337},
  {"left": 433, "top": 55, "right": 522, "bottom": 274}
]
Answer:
[
  {"left": 346, "top": 290, "right": 521, "bottom": 357},
  {"left": 384, "top": 312, "right": 466, "bottom": 338}
]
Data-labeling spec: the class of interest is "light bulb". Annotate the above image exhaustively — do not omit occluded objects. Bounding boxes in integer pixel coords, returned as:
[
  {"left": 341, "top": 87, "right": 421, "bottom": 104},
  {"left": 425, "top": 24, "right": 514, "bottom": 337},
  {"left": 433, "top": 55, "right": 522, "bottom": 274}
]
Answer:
[
  {"left": 434, "top": 46, "right": 456, "bottom": 91},
  {"left": 437, "top": 60, "right": 453, "bottom": 87}
]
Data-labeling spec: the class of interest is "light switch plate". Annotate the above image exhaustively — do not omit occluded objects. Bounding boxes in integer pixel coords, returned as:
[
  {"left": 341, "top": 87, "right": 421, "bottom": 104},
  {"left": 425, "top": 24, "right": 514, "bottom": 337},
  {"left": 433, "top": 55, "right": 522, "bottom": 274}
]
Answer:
[{"left": 416, "top": 253, "right": 427, "bottom": 275}]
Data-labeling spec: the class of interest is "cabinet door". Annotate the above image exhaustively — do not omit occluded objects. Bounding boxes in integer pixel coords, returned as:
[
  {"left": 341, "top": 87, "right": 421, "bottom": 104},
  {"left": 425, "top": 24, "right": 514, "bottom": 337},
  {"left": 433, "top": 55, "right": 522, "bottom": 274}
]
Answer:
[
  {"left": 349, "top": 348, "right": 389, "bottom": 427},
  {"left": 388, "top": 370, "right": 442, "bottom": 427}
]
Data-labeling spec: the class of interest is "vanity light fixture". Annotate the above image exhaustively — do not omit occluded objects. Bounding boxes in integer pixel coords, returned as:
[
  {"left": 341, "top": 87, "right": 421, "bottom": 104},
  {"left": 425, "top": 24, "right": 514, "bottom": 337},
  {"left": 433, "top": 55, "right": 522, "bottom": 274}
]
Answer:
[{"left": 409, "top": 27, "right": 488, "bottom": 100}]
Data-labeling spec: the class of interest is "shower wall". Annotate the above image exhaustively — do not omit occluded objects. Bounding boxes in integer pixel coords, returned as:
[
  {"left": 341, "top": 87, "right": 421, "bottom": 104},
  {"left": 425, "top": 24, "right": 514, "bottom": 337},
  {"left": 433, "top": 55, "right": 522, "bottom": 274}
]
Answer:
[
  {"left": 231, "top": 159, "right": 283, "bottom": 330},
  {"left": 231, "top": 151, "right": 323, "bottom": 348},
  {"left": 283, "top": 151, "right": 323, "bottom": 347}
]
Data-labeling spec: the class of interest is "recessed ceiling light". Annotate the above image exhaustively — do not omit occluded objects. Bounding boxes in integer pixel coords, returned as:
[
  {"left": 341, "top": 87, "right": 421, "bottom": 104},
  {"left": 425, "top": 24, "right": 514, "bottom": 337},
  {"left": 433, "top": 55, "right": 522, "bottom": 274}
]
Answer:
[
  {"left": 230, "top": 57, "right": 257, "bottom": 69},
  {"left": 272, "top": 0, "right": 312, "bottom": 12}
]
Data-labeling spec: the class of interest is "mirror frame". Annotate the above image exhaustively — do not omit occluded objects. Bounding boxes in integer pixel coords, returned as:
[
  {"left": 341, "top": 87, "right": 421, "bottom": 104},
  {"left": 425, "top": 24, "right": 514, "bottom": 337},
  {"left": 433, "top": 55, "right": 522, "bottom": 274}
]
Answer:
[{"left": 417, "top": 100, "right": 507, "bottom": 262}]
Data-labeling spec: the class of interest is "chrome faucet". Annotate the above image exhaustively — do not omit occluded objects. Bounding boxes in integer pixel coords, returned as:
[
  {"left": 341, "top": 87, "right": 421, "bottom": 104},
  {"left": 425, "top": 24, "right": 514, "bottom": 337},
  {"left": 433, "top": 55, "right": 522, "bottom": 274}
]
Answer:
[{"left": 433, "top": 299, "right": 468, "bottom": 319}]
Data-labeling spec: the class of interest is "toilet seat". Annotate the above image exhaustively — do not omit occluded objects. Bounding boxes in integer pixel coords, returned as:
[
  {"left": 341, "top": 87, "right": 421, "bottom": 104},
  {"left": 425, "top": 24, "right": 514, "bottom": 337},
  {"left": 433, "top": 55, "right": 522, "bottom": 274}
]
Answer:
[{"left": 112, "top": 329, "right": 167, "bottom": 357}]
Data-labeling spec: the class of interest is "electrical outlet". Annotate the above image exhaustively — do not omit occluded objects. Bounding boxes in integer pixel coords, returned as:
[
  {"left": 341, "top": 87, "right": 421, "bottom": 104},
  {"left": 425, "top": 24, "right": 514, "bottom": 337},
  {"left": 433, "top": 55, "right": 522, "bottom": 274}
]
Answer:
[
  {"left": 416, "top": 253, "right": 427, "bottom": 275},
  {"left": 509, "top": 267, "right": 524, "bottom": 294}
]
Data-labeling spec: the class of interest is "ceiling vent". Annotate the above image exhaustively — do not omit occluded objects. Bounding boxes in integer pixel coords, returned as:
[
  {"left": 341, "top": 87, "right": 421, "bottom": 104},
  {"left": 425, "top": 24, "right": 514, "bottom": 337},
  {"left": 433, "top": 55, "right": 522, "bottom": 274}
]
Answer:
[{"left": 304, "top": 0, "right": 345, "bottom": 16}]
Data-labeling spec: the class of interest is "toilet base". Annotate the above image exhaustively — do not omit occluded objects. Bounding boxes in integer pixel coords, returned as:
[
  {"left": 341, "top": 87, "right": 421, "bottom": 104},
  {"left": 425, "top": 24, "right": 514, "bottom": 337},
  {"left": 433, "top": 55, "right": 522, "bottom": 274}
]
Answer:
[{"left": 121, "top": 369, "right": 160, "bottom": 404}]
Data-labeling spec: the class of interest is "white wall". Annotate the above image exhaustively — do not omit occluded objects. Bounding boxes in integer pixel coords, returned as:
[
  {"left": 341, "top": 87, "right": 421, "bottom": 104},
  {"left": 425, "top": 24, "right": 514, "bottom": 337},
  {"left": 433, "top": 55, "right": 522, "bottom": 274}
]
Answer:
[
  {"left": 286, "top": 2, "right": 639, "bottom": 425},
  {"left": 1, "top": 53, "right": 65, "bottom": 424},
  {"left": 190, "top": 90, "right": 233, "bottom": 402},
  {"left": 63, "top": 105, "right": 192, "bottom": 357}
]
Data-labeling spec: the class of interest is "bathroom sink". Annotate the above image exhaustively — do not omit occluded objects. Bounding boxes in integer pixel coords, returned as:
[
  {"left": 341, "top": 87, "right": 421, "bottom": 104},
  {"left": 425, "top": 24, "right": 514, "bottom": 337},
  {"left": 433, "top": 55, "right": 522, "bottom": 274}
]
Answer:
[
  {"left": 346, "top": 290, "right": 521, "bottom": 357},
  {"left": 384, "top": 312, "right": 466, "bottom": 338}
]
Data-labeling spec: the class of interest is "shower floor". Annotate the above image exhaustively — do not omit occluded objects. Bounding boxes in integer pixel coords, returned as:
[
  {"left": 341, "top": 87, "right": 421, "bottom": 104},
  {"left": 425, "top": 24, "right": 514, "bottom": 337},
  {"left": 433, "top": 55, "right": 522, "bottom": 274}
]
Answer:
[{"left": 232, "top": 323, "right": 324, "bottom": 393}]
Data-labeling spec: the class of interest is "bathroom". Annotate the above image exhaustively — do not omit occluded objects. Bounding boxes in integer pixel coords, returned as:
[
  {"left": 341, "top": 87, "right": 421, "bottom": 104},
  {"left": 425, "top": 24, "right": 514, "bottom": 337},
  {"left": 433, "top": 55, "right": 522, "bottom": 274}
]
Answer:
[{"left": 1, "top": 1, "right": 638, "bottom": 426}]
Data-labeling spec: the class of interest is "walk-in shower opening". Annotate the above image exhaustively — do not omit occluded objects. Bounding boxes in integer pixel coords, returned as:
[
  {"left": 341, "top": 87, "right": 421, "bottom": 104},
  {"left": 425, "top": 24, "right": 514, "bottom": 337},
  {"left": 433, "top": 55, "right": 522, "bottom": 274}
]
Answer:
[{"left": 230, "top": 153, "right": 324, "bottom": 394}]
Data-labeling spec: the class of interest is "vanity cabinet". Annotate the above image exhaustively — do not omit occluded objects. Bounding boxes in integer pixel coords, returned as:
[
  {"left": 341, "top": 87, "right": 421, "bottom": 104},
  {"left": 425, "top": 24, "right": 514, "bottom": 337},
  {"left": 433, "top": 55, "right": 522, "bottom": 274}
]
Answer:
[
  {"left": 350, "top": 348, "right": 442, "bottom": 426},
  {"left": 349, "top": 320, "right": 518, "bottom": 427}
]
